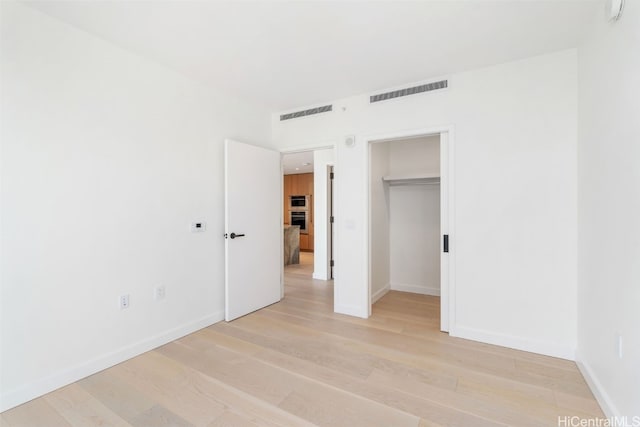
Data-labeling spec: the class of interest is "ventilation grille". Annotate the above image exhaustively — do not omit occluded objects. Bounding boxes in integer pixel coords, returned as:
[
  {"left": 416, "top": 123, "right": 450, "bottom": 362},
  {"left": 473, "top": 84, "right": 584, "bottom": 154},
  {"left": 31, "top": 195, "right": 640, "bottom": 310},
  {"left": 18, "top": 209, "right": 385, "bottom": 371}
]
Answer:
[
  {"left": 370, "top": 80, "right": 448, "bottom": 103},
  {"left": 280, "top": 105, "right": 332, "bottom": 121}
]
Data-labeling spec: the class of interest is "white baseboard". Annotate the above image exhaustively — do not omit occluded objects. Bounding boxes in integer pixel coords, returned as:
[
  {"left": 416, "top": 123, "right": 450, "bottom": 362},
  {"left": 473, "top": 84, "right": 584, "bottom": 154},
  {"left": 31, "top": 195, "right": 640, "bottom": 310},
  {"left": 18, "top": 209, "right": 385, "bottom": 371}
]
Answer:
[
  {"left": 371, "top": 284, "right": 390, "bottom": 304},
  {"left": 312, "top": 272, "right": 329, "bottom": 280},
  {"left": 575, "top": 352, "right": 617, "bottom": 418},
  {"left": 334, "top": 303, "right": 368, "bottom": 319},
  {"left": 0, "top": 311, "right": 224, "bottom": 412},
  {"left": 450, "top": 325, "right": 575, "bottom": 360},
  {"left": 390, "top": 282, "right": 440, "bottom": 297}
]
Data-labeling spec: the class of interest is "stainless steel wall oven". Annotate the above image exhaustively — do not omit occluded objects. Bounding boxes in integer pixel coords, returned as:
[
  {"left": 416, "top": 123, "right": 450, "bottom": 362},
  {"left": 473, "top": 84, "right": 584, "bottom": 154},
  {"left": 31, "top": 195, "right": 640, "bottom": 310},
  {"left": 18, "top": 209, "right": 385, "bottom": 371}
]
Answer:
[
  {"left": 289, "top": 210, "right": 308, "bottom": 234},
  {"left": 289, "top": 195, "right": 310, "bottom": 210}
]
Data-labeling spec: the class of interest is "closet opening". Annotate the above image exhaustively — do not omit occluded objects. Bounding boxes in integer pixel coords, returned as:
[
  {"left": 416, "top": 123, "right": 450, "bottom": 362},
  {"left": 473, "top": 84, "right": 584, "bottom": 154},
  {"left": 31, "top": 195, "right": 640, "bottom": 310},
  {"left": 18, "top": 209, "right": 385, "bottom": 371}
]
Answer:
[{"left": 367, "top": 129, "right": 452, "bottom": 332}]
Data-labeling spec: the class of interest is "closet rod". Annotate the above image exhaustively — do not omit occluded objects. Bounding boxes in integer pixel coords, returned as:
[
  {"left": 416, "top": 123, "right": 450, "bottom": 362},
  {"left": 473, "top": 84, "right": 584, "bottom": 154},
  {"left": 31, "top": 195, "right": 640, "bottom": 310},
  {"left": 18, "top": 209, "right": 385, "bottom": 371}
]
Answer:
[
  {"left": 387, "top": 181, "right": 441, "bottom": 187},
  {"left": 382, "top": 175, "right": 440, "bottom": 185}
]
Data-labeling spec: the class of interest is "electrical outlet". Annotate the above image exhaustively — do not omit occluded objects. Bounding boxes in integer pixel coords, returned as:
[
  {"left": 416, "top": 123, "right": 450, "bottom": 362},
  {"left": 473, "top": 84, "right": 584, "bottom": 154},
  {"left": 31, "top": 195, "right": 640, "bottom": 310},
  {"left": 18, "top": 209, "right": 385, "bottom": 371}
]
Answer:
[
  {"left": 154, "top": 286, "right": 166, "bottom": 301},
  {"left": 119, "top": 294, "right": 130, "bottom": 310}
]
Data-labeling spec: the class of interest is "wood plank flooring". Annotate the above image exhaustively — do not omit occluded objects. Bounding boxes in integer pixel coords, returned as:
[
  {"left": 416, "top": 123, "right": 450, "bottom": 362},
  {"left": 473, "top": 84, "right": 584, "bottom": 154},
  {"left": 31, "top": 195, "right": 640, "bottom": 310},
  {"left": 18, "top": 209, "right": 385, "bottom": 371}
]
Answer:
[{"left": 2, "top": 252, "right": 603, "bottom": 426}]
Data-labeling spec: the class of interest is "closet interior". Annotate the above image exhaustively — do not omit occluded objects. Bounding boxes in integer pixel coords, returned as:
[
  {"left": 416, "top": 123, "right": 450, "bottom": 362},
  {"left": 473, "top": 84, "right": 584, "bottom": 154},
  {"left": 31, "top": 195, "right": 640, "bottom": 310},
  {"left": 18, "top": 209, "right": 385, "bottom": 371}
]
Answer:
[{"left": 370, "top": 134, "right": 441, "bottom": 304}]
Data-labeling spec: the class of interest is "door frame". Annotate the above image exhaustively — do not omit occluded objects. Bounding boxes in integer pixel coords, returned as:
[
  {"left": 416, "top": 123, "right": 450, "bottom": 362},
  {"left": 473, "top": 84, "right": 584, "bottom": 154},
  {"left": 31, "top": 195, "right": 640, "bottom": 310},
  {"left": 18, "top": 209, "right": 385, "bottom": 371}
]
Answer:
[
  {"left": 364, "top": 125, "right": 456, "bottom": 332},
  {"left": 328, "top": 165, "right": 335, "bottom": 280},
  {"left": 280, "top": 143, "right": 337, "bottom": 293}
]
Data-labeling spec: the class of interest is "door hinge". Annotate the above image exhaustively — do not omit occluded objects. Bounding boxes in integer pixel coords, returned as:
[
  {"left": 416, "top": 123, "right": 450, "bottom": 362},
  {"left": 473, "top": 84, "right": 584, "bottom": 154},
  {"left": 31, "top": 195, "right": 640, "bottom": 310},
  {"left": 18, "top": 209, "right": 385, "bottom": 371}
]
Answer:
[
  {"left": 330, "top": 260, "right": 334, "bottom": 267},
  {"left": 443, "top": 234, "right": 449, "bottom": 253},
  {"left": 330, "top": 216, "right": 334, "bottom": 223},
  {"left": 330, "top": 172, "right": 334, "bottom": 180}
]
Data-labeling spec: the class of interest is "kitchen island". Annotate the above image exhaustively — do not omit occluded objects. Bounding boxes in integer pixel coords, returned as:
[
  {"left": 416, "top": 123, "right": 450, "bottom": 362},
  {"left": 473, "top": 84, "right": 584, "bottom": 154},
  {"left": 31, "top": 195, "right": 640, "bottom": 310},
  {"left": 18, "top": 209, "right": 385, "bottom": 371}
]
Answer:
[{"left": 284, "top": 225, "right": 300, "bottom": 265}]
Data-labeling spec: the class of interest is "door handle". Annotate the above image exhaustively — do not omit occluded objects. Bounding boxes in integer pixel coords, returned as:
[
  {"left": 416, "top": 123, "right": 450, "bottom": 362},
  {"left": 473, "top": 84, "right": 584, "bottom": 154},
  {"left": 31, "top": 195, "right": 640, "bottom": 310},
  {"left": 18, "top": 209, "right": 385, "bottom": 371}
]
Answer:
[
  {"left": 443, "top": 234, "right": 449, "bottom": 253},
  {"left": 229, "top": 232, "right": 245, "bottom": 239}
]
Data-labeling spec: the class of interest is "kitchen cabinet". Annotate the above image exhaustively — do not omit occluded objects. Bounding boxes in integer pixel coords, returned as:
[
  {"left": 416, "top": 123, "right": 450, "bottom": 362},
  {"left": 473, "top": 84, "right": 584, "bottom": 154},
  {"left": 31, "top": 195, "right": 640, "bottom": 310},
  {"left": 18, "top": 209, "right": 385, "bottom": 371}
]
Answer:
[
  {"left": 285, "top": 173, "right": 312, "bottom": 198},
  {"left": 286, "top": 174, "right": 293, "bottom": 196},
  {"left": 304, "top": 173, "right": 314, "bottom": 195},
  {"left": 291, "top": 175, "right": 299, "bottom": 195},
  {"left": 283, "top": 175, "right": 292, "bottom": 225},
  {"left": 283, "top": 172, "right": 314, "bottom": 252},
  {"left": 288, "top": 173, "right": 313, "bottom": 196},
  {"left": 299, "top": 234, "right": 309, "bottom": 251}
]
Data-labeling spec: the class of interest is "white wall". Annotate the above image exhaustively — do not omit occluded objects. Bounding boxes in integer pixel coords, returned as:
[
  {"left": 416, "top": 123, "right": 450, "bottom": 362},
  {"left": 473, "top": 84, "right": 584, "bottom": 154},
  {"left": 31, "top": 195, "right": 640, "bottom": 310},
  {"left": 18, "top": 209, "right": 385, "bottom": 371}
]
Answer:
[
  {"left": 388, "top": 135, "right": 440, "bottom": 177},
  {"left": 312, "top": 148, "right": 335, "bottom": 280},
  {"left": 389, "top": 185, "right": 440, "bottom": 296},
  {"left": 273, "top": 49, "right": 578, "bottom": 358},
  {"left": 387, "top": 136, "right": 440, "bottom": 296},
  {"left": 369, "top": 143, "right": 390, "bottom": 302},
  {"left": 0, "top": 2, "right": 270, "bottom": 411},
  {"left": 577, "top": 1, "right": 640, "bottom": 418}
]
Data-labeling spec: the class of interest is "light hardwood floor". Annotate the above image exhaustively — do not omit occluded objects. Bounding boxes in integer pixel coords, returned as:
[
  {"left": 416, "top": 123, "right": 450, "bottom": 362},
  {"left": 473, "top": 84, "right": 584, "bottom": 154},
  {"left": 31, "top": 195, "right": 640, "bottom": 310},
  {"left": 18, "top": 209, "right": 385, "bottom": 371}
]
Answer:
[{"left": 2, "top": 252, "right": 602, "bottom": 426}]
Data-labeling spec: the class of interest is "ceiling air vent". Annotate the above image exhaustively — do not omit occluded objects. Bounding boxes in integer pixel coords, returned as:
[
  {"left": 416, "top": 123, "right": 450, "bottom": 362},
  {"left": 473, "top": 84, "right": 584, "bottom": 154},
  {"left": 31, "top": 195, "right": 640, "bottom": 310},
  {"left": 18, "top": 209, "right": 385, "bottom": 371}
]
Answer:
[
  {"left": 280, "top": 105, "right": 333, "bottom": 121},
  {"left": 370, "top": 80, "right": 448, "bottom": 103}
]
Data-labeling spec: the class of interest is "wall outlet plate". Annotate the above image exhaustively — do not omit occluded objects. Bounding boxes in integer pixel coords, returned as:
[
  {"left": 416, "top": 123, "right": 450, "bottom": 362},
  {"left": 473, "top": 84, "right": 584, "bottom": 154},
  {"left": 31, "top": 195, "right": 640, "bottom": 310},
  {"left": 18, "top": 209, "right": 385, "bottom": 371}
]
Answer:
[
  {"left": 617, "top": 334, "right": 623, "bottom": 359},
  {"left": 154, "top": 285, "right": 166, "bottom": 301},
  {"left": 119, "top": 294, "right": 130, "bottom": 310}
]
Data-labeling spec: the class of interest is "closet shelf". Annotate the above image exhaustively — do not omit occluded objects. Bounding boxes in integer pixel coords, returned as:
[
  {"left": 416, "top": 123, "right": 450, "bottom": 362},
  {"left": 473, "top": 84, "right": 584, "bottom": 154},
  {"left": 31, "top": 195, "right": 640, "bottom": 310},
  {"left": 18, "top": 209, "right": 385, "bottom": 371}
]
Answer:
[{"left": 382, "top": 174, "right": 440, "bottom": 186}]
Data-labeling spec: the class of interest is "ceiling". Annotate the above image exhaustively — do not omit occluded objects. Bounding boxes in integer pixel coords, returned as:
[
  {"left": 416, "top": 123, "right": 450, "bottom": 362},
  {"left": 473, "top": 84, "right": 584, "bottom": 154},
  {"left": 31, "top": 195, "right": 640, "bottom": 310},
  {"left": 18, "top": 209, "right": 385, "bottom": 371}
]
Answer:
[
  {"left": 27, "top": 1, "right": 599, "bottom": 111},
  {"left": 282, "top": 151, "right": 314, "bottom": 175}
]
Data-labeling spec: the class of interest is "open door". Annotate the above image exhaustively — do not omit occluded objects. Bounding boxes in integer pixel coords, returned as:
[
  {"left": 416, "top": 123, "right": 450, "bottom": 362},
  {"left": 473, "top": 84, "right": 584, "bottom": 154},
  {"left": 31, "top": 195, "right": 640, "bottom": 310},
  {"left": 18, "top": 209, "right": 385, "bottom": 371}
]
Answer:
[{"left": 225, "top": 139, "right": 282, "bottom": 321}]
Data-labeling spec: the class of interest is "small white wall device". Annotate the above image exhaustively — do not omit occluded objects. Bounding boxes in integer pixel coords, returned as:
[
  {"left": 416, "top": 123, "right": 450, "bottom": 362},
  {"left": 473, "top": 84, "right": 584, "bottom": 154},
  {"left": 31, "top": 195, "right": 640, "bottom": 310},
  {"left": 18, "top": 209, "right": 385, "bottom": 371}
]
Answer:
[{"left": 345, "top": 135, "right": 356, "bottom": 148}]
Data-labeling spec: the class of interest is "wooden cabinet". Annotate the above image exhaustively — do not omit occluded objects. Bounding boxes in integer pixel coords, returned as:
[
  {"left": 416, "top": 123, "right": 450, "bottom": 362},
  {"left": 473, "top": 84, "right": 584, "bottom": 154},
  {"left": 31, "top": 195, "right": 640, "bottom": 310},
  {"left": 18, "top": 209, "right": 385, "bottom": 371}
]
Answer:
[
  {"left": 290, "top": 174, "right": 299, "bottom": 195},
  {"left": 287, "top": 173, "right": 313, "bottom": 197},
  {"left": 283, "top": 172, "right": 314, "bottom": 252},
  {"left": 304, "top": 173, "right": 314, "bottom": 195},
  {"left": 299, "top": 234, "right": 309, "bottom": 251},
  {"left": 286, "top": 174, "right": 293, "bottom": 196},
  {"left": 284, "top": 173, "right": 313, "bottom": 198},
  {"left": 283, "top": 175, "right": 292, "bottom": 224}
]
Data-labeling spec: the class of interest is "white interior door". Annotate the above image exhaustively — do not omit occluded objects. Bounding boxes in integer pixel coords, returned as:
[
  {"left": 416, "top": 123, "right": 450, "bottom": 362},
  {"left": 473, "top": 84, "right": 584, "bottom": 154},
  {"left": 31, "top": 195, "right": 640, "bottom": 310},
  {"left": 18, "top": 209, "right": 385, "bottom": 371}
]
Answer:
[{"left": 225, "top": 139, "right": 282, "bottom": 321}]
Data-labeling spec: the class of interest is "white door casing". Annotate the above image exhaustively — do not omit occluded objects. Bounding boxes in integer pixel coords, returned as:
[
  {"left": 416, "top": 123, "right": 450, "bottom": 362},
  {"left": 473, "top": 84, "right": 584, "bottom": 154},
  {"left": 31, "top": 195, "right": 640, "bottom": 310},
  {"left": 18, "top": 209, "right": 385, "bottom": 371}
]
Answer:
[
  {"left": 439, "top": 131, "right": 450, "bottom": 332},
  {"left": 225, "top": 139, "right": 282, "bottom": 321},
  {"left": 365, "top": 126, "right": 454, "bottom": 332}
]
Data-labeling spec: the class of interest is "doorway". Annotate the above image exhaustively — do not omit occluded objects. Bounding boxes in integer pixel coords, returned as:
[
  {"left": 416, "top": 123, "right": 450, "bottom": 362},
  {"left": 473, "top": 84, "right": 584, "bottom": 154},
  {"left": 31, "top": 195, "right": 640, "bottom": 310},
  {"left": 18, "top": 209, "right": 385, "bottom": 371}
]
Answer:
[
  {"left": 367, "top": 129, "right": 452, "bottom": 332},
  {"left": 224, "top": 140, "right": 336, "bottom": 322},
  {"left": 282, "top": 148, "right": 335, "bottom": 285}
]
